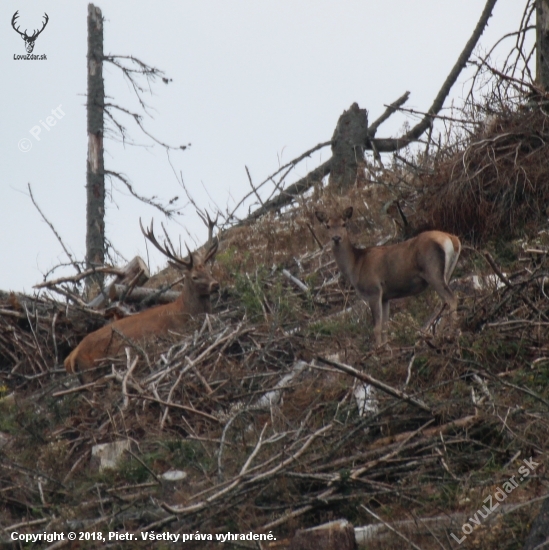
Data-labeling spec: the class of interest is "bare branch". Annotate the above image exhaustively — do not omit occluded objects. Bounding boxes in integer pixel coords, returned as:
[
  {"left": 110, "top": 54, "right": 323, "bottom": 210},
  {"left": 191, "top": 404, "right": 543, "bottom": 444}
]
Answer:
[
  {"left": 371, "top": 0, "right": 499, "bottom": 152},
  {"left": 28, "top": 183, "right": 81, "bottom": 273},
  {"left": 316, "top": 356, "right": 433, "bottom": 414},
  {"left": 105, "top": 170, "right": 180, "bottom": 217},
  {"left": 367, "top": 91, "right": 410, "bottom": 137},
  {"left": 33, "top": 267, "right": 124, "bottom": 289}
]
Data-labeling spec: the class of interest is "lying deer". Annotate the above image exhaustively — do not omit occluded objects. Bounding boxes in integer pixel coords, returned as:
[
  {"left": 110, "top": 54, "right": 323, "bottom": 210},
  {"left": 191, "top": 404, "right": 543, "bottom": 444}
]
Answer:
[
  {"left": 315, "top": 207, "right": 461, "bottom": 346},
  {"left": 64, "top": 220, "right": 219, "bottom": 381}
]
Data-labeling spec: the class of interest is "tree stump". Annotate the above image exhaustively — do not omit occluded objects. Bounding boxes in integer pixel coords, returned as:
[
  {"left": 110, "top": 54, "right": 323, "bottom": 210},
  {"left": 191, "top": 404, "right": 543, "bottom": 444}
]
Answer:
[{"left": 329, "top": 103, "right": 369, "bottom": 192}]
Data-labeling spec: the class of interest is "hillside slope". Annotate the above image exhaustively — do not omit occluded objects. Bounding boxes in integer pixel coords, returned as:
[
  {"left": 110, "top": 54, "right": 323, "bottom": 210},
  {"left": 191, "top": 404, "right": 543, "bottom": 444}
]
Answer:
[{"left": 1, "top": 108, "right": 549, "bottom": 549}]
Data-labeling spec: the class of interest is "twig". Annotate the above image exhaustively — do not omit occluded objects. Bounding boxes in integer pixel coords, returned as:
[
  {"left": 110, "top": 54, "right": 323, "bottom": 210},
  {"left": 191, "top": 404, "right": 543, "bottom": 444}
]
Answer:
[
  {"left": 306, "top": 222, "right": 324, "bottom": 250},
  {"left": 28, "top": 183, "right": 81, "bottom": 273},
  {"left": 162, "top": 423, "right": 332, "bottom": 515},
  {"left": 368, "top": 91, "right": 410, "bottom": 137},
  {"left": 2, "top": 517, "right": 48, "bottom": 531},
  {"left": 124, "top": 448, "right": 161, "bottom": 485},
  {"left": 105, "top": 170, "right": 178, "bottom": 217},
  {"left": 484, "top": 252, "right": 549, "bottom": 321},
  {"left": 121, "top": 350, "right": 140, "bottom": 410},
  {"left": 316, "top": 356, "right": 433, "bottom": 414},
  {"left": 227, "top": 141, "right": 332, "bottom": 221},
  {"left": 34, "top": 266, "right": 125, "bottom": 289},
  {"left": 245, "top": 165, "right": 264, "bottom": 207},
  {"left": 127, "top": 393, "right": 220, "bottom": 423},
  {"left": 282, "top": 269, "right": 309, "bottom": 293}
]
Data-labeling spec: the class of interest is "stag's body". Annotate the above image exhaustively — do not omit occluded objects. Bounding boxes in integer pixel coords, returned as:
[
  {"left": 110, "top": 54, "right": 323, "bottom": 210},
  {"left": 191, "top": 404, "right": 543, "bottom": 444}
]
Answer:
[
  {"left": 64, "top": 222, "right": 219, "bottom": 381},
  {"left": 316, "top": 207, "right": 461, "bottom": 346}
]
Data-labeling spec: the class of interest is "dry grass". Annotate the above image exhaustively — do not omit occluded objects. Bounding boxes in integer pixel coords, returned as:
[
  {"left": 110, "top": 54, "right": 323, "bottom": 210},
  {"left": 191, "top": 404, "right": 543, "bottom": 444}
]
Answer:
[{"left": 417, "top": 107, "right": 549, "bottom": 243}]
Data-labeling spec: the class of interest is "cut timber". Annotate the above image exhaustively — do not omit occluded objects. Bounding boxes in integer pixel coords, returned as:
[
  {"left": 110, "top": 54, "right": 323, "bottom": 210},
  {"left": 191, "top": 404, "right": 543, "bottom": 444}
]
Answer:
[
  {"left": 290, "top": 520, "right": 357, "bottom": 550},
  {"left": 88, "top": 256, "right": 150, "bottom": 308},
  {"left": 108, "top": 284, "right": 179, "bottom": 304},
  {"left": 160, "top": 469, "right": 188, "bottom": 500},
  {"left": 90, "top": 440, "right": 131, "bottom": 471}
]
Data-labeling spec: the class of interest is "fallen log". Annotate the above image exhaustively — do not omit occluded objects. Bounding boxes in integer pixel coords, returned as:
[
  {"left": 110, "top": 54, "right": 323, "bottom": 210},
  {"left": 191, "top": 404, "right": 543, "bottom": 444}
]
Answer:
[{"left": 108, "top": 284, "right": 180, "bottom": 304}]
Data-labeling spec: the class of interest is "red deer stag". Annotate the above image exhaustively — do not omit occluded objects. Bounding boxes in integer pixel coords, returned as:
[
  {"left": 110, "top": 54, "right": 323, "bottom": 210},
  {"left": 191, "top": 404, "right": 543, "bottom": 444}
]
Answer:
[
  {"left": 64, "top": 220, "right": 219, "bottom": 381},
  {"left": 315, "top": 207, "right": 461, "bottom": 346}
]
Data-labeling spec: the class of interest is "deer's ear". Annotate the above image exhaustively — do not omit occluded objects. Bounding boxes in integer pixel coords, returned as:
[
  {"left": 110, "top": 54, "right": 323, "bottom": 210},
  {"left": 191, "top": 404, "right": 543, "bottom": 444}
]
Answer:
[
  {"left": 342, "top": 206, "right": 353, "bottom": 220},
  {"left": 315, "top": 211, "right": 328, "bottom": 224}
]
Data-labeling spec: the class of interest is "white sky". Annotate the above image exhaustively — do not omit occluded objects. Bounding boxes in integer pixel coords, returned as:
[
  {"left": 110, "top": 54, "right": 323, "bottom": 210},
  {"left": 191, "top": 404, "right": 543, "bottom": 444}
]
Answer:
[{"left": 0, "top": 1, "right": 530, "bottom": 293}]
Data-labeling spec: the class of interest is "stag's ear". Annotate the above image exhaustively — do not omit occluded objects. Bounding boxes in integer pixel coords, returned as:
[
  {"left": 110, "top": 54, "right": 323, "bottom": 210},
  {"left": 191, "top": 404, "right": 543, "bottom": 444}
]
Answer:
[
  {"left": 315, "top": 211, "right": 328, "bottom": 224},
  {"left": 342, "top": 206, "right": 353, "bottom": 220}
]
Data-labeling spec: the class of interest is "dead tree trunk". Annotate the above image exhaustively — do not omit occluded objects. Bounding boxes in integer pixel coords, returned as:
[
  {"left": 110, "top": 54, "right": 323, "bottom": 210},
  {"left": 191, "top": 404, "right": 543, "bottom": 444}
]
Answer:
[
  {"left": 537, "top": 0, "right": 549, "bottom": 90},
  {"left": 86, "top": 4, "right": 105, "bottom": 293},
  {"left": 243, "top": 0, "right": 497, "bottom": 220},
  {"left": 329, "top": 103, "right": 369, "bottom": 192}
]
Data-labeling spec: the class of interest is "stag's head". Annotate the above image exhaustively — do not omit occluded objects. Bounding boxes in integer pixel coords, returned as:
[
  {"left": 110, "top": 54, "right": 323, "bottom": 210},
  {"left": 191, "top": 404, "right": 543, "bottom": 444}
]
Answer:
[
  {"left": 12, "top": 11, "right": 49, "bottom": 53},
  {"left": 315, "top": 206, "right": 353, "bottom": 245},
  {"left": 140, "top": 219, "right": 220, "bottom": 297},
  {"left": 172, "top": 241, "right": 220, "bottom": 296}
]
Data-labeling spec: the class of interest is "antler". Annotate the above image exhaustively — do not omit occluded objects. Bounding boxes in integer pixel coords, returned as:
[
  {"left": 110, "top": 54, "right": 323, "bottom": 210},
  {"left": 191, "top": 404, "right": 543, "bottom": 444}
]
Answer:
[
  {"left": 140, "top": 219, "right": 192, "bottom": 269},
  {"left": 203, "top": 237, "right": 219, "bottom": 264},
  {"left": 196, "top": 209, "right": 219, "bottom": 244},
  {"left": 33, "top": 13, "right": 49, "bottom": 39},
  {"left": 11, "top": 11, "right": 25, "bottom": 37},
  {"left": 196, "top": 209, "right": 220, "bottom": 263},
  {"left": 11, "top": 11, "right": 49, "bottom": 39}
]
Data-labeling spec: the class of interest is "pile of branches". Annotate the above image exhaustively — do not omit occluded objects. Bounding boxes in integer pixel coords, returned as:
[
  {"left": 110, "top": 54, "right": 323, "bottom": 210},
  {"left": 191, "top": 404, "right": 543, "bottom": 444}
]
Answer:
[
  {"left": 0, "top": 221, "right": 548, "bottom": 548},
  {"left": 417, "top": 104, "right": 549, "bottom": 244}
]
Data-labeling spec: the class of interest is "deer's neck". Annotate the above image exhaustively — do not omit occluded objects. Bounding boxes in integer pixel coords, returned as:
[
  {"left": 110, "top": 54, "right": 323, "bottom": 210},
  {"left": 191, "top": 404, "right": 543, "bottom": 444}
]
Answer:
[
  {"left": 176, "top": 282, "right": 212, "bottom": 315},
  {"left": 332, "top": 236, "right": 363, "bottom": 285}
]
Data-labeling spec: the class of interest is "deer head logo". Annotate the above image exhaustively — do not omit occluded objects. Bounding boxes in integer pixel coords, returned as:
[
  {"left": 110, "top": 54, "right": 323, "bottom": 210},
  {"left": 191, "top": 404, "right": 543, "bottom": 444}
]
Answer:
[{"left": 12, "top": 11, "right": 49, "bottom": 54}]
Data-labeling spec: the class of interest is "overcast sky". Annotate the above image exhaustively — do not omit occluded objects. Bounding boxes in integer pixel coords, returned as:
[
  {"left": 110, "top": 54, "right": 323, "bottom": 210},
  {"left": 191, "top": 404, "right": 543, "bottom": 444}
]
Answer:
[{"left": 0, "top": 1, "right": 530, "bottom": 294}]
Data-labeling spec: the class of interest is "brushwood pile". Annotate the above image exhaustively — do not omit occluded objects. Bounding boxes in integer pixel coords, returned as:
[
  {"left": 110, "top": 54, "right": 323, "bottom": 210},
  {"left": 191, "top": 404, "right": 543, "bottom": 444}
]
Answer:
[{"left": 1, "top": 106, "right": 549, "bottom": 549}]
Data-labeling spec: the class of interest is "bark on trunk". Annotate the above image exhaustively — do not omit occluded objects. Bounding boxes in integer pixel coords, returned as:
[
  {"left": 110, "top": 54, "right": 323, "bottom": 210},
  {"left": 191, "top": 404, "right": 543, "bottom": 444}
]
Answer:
[
  {"left": 329, "top": 103, "right": 368, "bottom": 192},
  {"left": 86, "top": 4, "right": 105, "bottom": 293},
  {"left": 537, "top": 0, "right": 549, "bottom": 90}
]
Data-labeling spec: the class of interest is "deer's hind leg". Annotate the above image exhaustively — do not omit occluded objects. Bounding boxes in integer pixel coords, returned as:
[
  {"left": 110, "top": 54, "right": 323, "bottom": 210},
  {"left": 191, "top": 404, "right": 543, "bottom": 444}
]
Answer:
[{"left": 421, "top": 246, "right": 459, "bottom": 333}]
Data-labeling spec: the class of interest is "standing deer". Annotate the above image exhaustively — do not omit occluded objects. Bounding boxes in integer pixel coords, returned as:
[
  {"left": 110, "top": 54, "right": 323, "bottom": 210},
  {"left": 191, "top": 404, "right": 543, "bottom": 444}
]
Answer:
[
  {"left": 64, "top": 220, "right": 219, "bottom": 381},
  {"left": 315, "top": 207, "right": 461, "bottom": 346}
]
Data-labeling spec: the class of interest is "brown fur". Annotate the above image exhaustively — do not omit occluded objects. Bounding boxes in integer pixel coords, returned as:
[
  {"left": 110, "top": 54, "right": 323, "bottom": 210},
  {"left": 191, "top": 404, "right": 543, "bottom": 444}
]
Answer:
[
  {"left": 64, "top": 243, "right": 219, "bottom": 382},
  {"left": 315, "top": 207, "right": 461, "bottom": 346}
]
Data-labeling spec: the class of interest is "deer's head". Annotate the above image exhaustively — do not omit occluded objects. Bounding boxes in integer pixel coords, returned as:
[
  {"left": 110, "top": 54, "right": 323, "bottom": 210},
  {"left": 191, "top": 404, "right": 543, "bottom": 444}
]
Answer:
[
  {"left": 315, "top": 206, "right": 353, "bottom": 245},
  {"left": 140, "top": 219, "right": 219, "bottom": 297}
]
